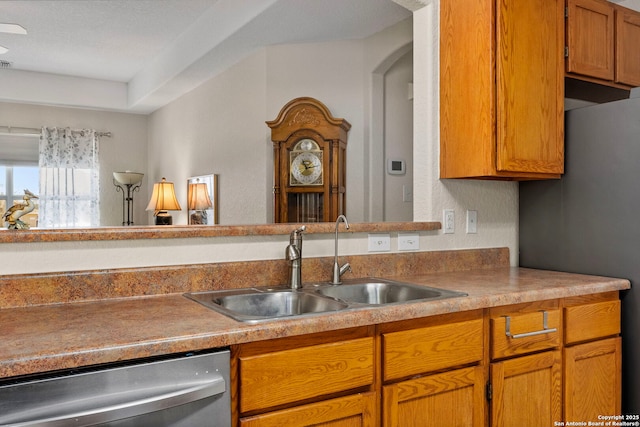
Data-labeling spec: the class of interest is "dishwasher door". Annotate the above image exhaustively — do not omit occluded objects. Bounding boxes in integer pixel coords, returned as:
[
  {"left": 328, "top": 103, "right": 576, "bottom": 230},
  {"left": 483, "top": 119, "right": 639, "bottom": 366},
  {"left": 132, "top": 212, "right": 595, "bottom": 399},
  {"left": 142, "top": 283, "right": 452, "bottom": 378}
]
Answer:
[{"left": 0, "top": 350, "right": 231, "bottom": 427}]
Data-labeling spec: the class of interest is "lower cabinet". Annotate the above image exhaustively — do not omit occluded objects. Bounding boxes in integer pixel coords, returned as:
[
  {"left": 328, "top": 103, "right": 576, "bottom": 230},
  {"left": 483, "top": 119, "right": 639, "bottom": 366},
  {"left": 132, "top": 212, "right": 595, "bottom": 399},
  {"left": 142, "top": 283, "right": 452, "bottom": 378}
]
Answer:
[
  {"left": 488, "top": 301, "right": 563, "bottom": 426},
  {"left": 380, "top": 311, "right": 485, "bottom": 427},
  {"left": 490, "top": 351, "right": 562, "bottom": 427},
  {"left": 564, "top": 293, "right": 622, "bottom": 421},
  {"left": 383, "top": 366, "right": 485, "bottom": 427},
  {"left": 240, "top": 392, "right": 377, "bottom": 427},
  {"left": 232, "top": 292, "right": 622, "bottom": 426}
]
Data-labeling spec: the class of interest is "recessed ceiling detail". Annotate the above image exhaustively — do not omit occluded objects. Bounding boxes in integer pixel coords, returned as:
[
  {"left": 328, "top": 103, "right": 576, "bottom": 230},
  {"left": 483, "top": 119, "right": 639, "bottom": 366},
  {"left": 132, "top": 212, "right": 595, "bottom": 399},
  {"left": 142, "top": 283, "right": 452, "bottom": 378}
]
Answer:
[{"left": 0, "top": 23, "right": 27, "bottom": 35}]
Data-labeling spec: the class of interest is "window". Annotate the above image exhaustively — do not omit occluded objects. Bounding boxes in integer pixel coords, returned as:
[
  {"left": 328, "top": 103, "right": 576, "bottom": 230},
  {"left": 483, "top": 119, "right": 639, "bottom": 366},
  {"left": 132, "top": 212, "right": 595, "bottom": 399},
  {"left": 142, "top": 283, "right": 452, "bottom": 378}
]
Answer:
[{"left": 0, "top": 133, "right": 39, "bottom": 227}]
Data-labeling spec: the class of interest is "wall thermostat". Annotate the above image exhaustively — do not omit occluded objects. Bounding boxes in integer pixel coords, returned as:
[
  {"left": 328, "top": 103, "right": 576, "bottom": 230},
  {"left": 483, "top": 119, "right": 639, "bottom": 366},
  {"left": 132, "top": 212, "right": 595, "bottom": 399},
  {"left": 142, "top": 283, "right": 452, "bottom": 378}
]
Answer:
[{"left": 387, "top": 159, "right": 406, "bottom": 175}]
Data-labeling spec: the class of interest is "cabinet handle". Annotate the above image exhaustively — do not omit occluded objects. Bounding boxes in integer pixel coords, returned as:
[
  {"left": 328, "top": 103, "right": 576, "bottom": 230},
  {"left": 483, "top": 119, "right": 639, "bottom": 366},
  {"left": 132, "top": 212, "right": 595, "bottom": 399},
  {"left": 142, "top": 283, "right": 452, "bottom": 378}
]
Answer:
[{"left": 504, "top": 310, "right": 557, "bottom": 339}]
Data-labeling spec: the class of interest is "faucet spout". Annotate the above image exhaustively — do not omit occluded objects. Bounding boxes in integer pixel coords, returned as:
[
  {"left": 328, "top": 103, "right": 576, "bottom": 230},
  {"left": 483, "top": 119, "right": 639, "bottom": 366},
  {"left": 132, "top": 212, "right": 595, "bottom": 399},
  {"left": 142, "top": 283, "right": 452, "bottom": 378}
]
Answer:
[
  {"left": 286, "top": 225, "right": 306, "bottom": 289},
  {"left": 331, "top": 215, "right": 351, "bottom": 284}
]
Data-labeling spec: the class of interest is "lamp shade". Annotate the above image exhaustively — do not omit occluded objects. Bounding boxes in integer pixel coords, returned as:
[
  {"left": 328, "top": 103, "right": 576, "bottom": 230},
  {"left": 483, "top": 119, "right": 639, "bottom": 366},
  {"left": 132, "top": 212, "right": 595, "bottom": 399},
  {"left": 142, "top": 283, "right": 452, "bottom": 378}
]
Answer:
[
  {"left": 146, "top": 177, "right": 181, "bottom": 214},
  {"left": 188, "top": 183, "right": 213, "bottom": 211},
  {"left": 113, "top": 171, "right": 144, "bottom": 185}
]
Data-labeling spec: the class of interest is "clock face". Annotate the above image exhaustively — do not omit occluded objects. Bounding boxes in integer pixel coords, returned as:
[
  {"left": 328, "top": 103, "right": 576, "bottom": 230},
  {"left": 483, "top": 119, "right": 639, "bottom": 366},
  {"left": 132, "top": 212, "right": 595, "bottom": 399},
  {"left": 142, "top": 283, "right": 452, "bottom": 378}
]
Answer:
[{"left": 290, "top": 151, "right": 323, "bottom": 186}]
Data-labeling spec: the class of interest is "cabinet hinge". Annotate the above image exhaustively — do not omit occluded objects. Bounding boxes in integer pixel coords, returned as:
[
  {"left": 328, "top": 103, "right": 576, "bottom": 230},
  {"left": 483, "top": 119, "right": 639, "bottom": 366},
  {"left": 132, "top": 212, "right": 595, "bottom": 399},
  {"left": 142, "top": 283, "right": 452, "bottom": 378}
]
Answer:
[
  {"left": 565, "top": 6, "right": 569, "bottom": 18},
  {"left": 565, "top": 46, "right": 569, "bottom": 58},
  {"left": 486, "top": 382, "right": 493, "bottom": 401}
]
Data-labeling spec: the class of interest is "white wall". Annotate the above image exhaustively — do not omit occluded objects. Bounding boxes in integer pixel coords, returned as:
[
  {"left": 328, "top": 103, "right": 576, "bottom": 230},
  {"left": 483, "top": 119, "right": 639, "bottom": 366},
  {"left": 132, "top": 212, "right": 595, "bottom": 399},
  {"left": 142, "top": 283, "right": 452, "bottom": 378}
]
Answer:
[
  {"left": 0, "top": 5, "right": 519, "bottom": 275},
  {"left": 384, "top": 49, "right": 413, "bottom": 221},
  {"left": 0, "top": 102, "right": 148, "bottom": 226},
  {"left": 411, "top": 2, "right": 518, "bottom": 265},
  {"left": 148, "top": 50, "right": 269, "bottom": 226}
]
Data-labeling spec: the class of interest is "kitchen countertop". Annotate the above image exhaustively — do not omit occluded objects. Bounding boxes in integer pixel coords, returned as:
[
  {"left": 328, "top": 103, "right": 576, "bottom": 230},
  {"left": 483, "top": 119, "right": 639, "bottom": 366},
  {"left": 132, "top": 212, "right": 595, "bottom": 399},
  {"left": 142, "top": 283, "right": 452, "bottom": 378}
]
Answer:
[{"left": 0, "top": 267, "right": 630, "bottom": 379}]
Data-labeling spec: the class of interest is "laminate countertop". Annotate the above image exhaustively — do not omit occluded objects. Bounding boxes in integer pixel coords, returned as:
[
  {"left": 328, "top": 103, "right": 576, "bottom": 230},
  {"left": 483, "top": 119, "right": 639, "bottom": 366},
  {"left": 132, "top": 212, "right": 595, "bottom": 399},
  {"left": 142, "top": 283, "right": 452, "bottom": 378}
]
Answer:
[{"left": 0, "top": 267, "right": 630, "bottom": 379}]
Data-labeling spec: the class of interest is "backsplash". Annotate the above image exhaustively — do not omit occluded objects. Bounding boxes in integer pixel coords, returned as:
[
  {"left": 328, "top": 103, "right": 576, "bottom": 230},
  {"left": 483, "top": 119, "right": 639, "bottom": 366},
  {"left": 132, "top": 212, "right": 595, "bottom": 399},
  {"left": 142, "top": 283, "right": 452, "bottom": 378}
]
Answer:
[{"left": 0, "top": 247, "right": 509, "bottom": 309}]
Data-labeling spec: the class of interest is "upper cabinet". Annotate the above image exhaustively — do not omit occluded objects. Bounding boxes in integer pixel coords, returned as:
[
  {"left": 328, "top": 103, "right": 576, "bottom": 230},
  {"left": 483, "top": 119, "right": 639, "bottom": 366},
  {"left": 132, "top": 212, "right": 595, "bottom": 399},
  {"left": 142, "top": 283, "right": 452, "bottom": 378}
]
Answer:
[
  {"left": 567, "top": 0, "right": 640, "bottom": 88},
  {"left": 440, "top": 0, "right": 565, "bottom": 180}
]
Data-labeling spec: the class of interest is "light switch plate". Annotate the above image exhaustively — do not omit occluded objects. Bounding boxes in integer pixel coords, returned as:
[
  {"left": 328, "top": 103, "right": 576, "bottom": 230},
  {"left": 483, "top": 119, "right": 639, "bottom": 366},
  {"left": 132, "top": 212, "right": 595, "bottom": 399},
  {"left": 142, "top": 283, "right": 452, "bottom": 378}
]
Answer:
[
  {"left": 368, "top": 233, "right": 391, "bottom": 252},
  {"left": 466, "top": 210, "right": 478, "bottom": 234},
  {"left": 398, "top": 233, "right": 419, "bottom": 251}
]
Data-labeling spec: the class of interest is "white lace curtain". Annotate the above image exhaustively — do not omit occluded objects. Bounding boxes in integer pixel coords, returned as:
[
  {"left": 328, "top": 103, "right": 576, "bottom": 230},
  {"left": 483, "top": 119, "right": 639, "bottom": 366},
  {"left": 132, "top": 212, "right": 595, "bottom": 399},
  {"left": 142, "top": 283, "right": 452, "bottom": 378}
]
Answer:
[{"left": 39, "top": 127, "right": 100, "bottom": 227}]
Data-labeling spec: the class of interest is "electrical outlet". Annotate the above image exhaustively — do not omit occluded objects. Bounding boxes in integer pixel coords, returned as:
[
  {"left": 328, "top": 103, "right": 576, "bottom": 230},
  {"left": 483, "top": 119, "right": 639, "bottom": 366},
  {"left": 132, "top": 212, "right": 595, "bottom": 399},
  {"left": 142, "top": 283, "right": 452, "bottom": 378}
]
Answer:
[
  {"left": 443, "top": 209, "right": 455, "bottom": 234},
  {"left": 466, "top": 210, "right": 478, "bottom": 234},
  {"left": 398, "top": 233, "right": 419, "bottom": 251},
  {"left": 368, "top": 234, "right": 391, "bottom": 252}
]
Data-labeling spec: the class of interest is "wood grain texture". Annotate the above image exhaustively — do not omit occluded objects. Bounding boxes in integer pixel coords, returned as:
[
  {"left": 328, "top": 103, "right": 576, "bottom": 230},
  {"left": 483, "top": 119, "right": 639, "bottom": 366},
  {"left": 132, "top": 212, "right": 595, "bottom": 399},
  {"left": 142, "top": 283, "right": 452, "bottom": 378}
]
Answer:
[
  {"left": 491, "top": 309, "right": 561, "bottom": 360},
  {"left": 382, "top": 366, "right": 485, "bottom": 427},
  {"left": 496, "top": 0, "right": 564, "bottom": 175},
  {"left": 564, "top": 299, "right": 621, "bottom": 344},
  {"left": 240, "top": 392, "right": 376, "bottom": 427},
  {"left": 615, "top": 4, "right": 640, "bottom": 86},
  {"left": 564, "top": 337, "right": 622, "bottom": 421},
  {"left": 239, "top": 337, "right": 374, "bottom": 413},
  {"left": 567, "top": 0, "right": 615, "bottom": 80},
  {"left": 382, "top": 318, "right": 483, "bottom": 381},
  {"left": 491, "top": 351, "right": 562, "bottom": 427},
  {"left": 440, "top": 0, "right": 563, "bottom": 179}
]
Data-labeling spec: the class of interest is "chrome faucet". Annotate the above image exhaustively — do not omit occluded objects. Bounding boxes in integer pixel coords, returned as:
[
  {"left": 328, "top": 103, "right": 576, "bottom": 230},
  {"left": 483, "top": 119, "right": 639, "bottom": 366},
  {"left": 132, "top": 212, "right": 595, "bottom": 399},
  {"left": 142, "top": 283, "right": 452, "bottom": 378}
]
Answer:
[
  {"left": 331, "top": 215, "right": 351, "bottom": 284},
  {"left": 286, "top": 225, "right": 306, "bottom": 289}
]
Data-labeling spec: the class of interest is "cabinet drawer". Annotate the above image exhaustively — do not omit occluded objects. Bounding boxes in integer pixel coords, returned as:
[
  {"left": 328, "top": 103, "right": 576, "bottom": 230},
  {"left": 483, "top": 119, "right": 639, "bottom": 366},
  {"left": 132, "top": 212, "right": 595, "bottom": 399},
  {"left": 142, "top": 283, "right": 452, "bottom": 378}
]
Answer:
[
  {"left": 565, "top": 300, "right": 621, "bottom": 345},
  {"left": 491, "top": 309, "right": 560, "bottom": 360},
  {"left": 382, "top": 318, "right": 483, "bottom": 381},
  {"left": 240, "top": 392, "right": 376, "bottom": 427},
  {"left": 239, "top": 337, "right": 375, "bottom": 413}
]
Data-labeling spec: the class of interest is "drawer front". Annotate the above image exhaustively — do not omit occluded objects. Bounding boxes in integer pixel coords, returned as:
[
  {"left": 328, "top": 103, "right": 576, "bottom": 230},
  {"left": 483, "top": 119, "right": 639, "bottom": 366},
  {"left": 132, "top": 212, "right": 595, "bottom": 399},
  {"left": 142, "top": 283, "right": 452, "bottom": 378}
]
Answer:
[
  {"left": 491, "top": 309, "right": 560, "bottom": 360},
  {"left": 565, "top": 300, "right": 621, "bottom": 345},
  {"left": 239, "top": 337, "right": 375, "bottom": 413},
  {"left": 383, "top": 318, "right": 483, "bottom": 381}
]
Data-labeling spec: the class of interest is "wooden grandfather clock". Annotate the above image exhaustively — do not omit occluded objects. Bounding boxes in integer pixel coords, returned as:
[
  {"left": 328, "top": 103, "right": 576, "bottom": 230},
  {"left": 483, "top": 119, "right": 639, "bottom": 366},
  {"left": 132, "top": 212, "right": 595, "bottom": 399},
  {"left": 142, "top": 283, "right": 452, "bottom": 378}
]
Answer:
[{"left": 267, "top": 97, "right": 350, "bottom": 223}]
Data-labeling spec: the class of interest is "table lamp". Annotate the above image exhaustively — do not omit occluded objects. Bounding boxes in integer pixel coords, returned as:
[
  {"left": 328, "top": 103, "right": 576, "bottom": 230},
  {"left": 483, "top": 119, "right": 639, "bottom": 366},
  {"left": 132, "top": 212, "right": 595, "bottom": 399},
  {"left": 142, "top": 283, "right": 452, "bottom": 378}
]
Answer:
[
  {"left": 146, "top": 177, "right": 181, "bottom": 225},
  {"left": 188, "top": 181, "right": 213, "bottom": 225}
]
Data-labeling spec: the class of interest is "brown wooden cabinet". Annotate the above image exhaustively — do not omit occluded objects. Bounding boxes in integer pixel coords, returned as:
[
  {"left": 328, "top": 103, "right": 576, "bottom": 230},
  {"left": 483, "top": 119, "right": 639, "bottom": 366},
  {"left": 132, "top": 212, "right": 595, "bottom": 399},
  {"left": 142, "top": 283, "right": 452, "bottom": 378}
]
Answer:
[
  {"left": 383, "top": 366, "right": 485, "bottom": 427},
  {"left": 240, "top": 392, "right": 377, "bottom": 427},
  {"left": 490, "top": 351, "right": 562, "bottom": 427},
  {"left": 488, "top": 301, "right": 563, "bottom": 426},
  {"left": 563, "top": 293, "right": 622, "bottom": 421},
  {"left": 567, "top": 0, "right": 640, "bottom": 88},
  {"left": 615, "top": 5, "right": 640, "bottom": 87},
  {"left": 233, "top": 327, "right": 376, "bottom": 426},
  {"left": 380, "top": 311, "right": 485, "bottom": 427},
  {"left": 231, "top": 293, "right": 623, "bottom": 426},
  {"left": 440, "top": 0, "right": 564, "bottom": 180}
]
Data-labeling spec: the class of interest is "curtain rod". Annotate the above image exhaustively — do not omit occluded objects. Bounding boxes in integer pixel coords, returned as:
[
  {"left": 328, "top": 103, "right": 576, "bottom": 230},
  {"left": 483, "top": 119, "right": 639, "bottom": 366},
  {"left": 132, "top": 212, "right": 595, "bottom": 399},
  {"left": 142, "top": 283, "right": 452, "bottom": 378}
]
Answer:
[{"left": 0, "top": 125, "right": 112, "bottom": 138}]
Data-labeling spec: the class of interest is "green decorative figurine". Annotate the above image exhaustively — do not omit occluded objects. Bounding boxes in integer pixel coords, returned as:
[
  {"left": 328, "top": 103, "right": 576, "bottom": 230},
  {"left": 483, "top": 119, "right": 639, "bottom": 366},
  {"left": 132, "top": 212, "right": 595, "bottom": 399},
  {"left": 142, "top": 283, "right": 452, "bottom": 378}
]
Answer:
[{"left": 3, "top": 189, "right": 39, "bottom": 230}]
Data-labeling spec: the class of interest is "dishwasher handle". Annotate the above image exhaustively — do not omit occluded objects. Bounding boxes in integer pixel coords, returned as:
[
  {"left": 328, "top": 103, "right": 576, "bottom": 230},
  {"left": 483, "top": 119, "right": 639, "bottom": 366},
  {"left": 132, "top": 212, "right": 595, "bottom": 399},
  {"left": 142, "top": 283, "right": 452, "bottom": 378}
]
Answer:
[{"left": 5, "top": 376, "right": 226, "bottom": 427}]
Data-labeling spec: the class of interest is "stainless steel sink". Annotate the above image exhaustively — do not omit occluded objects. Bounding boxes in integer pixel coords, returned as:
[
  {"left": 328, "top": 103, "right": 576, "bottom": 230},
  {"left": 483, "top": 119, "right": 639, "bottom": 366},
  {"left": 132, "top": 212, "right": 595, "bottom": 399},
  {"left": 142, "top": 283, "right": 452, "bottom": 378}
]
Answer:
[
  {"left": 185, "top": 289, "right": 349, "bottom": 323},
  {"left": 185, "top": 278, "right": 466, "bottom": 323},
  {"left": 313, "top": 278, "right": 467, "bottom": 305}
]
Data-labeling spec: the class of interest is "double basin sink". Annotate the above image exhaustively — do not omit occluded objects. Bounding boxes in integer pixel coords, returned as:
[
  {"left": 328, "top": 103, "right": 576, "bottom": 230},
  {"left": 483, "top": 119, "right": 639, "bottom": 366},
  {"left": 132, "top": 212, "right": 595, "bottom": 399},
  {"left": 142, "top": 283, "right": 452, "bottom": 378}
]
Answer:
[{"left": 185, "top": 278, "right": 467, "bottom": 323}]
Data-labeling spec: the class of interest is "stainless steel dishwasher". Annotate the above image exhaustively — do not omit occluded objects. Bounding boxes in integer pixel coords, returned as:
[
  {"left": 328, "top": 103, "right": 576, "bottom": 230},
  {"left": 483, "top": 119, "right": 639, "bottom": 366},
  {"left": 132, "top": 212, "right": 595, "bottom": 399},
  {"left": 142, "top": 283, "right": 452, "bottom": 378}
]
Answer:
[{"left": 0, "top": 349, "right": 231, "bottom": 427}]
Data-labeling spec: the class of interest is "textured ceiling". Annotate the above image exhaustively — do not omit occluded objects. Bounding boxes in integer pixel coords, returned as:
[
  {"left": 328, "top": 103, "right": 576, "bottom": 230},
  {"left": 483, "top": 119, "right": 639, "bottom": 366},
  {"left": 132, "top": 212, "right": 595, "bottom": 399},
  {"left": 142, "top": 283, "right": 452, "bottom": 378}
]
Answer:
[{"left": 0, "top": 0, "right": 412, "bottom": 113}]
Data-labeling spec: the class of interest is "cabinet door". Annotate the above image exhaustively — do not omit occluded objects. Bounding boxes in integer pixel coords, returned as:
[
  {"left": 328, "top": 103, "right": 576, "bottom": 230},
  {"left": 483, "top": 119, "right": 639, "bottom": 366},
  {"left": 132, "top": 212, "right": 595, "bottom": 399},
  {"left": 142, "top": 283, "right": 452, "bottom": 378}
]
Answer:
[
  {"left": 616, "top": 6, "right": 640, "bottom": 86},
  {"left": 240, "top": 392, "right": 377, "bottom": 427},
  {"left": 382, "top": 366, "right": 485, "bottom": 427},
  {"left": 566, "top": 0, "right": 615, "bottom": 80},
  {"left": 565, "top": 337, "right": 621, "bottom": 421},
  {"left": 496, "top": 0, "right": 564, "bottom": 175},
  {"left": 490, "top": 351, "right": 562, "bottom": 427}
]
